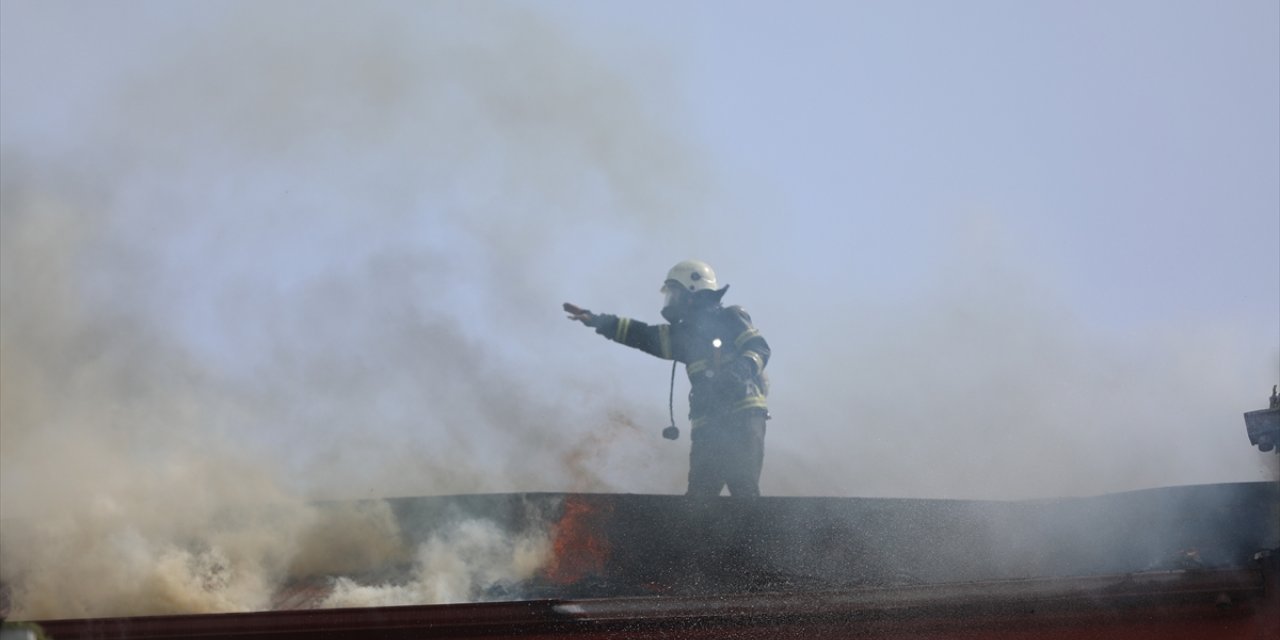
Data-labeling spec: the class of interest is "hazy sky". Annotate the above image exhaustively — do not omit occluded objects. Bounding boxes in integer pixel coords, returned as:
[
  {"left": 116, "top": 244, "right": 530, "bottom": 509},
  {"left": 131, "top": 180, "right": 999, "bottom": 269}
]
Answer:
[{"left": 2, "top": 0, "right": 1277, "bottom": 508}]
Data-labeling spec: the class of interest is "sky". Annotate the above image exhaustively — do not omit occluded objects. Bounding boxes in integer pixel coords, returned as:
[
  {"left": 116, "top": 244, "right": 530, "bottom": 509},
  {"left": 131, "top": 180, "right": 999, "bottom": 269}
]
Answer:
[{"left": 1, "top": 0, "right": 1277, "bottom": 517}]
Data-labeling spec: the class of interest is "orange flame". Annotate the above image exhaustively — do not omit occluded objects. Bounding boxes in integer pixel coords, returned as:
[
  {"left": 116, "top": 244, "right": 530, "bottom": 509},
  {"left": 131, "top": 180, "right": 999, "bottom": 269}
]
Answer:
[{"left": 541, "top": 495, "right": 613, "bottom": 585}]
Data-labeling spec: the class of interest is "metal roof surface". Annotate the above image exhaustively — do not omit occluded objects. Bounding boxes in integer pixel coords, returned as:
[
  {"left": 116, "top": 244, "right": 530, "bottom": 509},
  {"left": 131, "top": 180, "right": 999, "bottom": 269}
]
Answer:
[{"left": 7, "top": 481, "right": 1279, "bottom": 637}]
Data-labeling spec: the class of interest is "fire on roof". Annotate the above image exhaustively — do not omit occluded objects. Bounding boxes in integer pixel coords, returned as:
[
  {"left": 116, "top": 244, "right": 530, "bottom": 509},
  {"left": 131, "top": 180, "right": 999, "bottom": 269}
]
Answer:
[{"left": 7, "top": 481, "right": 1279, "bottom": 638}]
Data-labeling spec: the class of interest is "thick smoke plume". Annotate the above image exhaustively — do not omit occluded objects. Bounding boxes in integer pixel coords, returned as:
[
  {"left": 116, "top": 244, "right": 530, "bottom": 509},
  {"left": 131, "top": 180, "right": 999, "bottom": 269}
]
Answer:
[
  {"left": 322, "top": 518, "right": 550, "bottom": 608},
  {"left": 1, "top": 1, "right": 685, "bottom": 618}
]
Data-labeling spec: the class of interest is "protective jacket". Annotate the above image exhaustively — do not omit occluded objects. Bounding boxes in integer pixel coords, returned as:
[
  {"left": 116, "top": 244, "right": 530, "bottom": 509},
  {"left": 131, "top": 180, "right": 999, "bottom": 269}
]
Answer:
[{"left": 590, "top": 305, "right": 769, "bottom": 429}]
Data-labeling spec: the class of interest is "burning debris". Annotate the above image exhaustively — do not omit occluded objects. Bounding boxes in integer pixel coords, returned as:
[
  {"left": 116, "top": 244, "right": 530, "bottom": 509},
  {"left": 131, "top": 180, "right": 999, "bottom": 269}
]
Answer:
[
  {"left": 5, "top": 483, "right": 1278, "bottom": 627},
  {"left": 540, "top": 495, "right": 614, "bottom": 586}
]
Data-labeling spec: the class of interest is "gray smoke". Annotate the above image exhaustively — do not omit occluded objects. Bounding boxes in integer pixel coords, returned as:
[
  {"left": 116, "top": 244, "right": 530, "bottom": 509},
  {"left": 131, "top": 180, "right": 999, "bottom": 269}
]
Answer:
[
  {"left": 1, "top": 0, "right": 688, "bottom": 618},
  {"left": 763, "top": 214, "right": 1280, "bottom": 498},
  {"left": 1, "top": 0, "right": 1275, "bottom": 621}
]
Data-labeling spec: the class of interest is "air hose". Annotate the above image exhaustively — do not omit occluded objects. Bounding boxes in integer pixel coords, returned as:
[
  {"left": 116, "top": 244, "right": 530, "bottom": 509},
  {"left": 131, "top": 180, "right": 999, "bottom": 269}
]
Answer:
[{"left": 662, "top": 360, "right": 680, "bottom": 440}]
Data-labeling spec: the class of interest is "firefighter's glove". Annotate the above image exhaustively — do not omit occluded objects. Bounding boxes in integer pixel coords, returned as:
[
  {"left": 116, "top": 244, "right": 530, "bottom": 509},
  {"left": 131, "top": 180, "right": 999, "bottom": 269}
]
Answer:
[{"left": 563, "top": 302, "right": 601, "bottom": 328}]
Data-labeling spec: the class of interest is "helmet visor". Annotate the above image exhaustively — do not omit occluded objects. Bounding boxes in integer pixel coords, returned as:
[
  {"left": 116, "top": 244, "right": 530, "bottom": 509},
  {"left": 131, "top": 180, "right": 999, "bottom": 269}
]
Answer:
[{"left": 661, "top": 280, "right": 685, "bottom": 309}]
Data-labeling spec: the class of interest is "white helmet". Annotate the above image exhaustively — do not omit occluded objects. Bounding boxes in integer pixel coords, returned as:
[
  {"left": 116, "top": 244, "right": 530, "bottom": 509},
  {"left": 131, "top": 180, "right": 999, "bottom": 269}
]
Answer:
[{"left": 662, "top": 260, "right": 718, "bottom": 293}]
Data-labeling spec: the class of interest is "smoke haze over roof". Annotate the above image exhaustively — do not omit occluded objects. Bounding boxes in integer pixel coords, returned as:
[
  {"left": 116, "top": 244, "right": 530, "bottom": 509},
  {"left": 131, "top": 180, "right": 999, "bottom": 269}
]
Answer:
[{"left": 0, "top": 0, "right": 1276, "bottom": 599}]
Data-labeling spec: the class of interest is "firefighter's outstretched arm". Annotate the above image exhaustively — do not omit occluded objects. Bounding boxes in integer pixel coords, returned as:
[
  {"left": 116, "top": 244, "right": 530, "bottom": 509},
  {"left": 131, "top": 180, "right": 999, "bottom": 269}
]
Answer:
[{"left": 562, "top": 302, "right": 675, "bottom": 361}]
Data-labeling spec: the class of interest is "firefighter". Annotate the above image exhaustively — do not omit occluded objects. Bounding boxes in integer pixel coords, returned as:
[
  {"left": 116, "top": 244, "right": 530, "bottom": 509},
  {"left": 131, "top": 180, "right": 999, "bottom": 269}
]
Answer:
[{"left": 564, "top": 260, "right": 771, "bottom": 497}]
